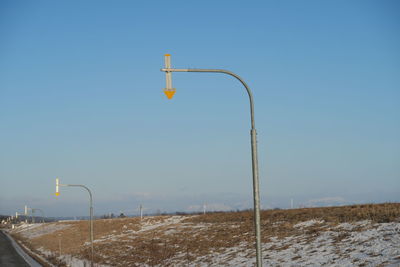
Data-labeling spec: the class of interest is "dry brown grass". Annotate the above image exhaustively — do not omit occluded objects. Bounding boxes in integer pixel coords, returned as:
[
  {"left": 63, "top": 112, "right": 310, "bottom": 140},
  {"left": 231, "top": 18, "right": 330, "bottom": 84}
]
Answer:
[{"left": 11, "top": 203, "right": 400, "bottom": 266}]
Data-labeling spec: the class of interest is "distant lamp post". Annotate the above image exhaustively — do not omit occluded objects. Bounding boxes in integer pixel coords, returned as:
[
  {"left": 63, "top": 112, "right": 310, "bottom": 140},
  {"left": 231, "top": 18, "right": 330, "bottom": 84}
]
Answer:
[
  {"left": 55, "top": 177, "right": 94, "bottom": 267},
  {"left": 25, "top": 205, "right": 34, "bottom": 223},
  {"left": 161, "top": 54, "right": 263, "bottom": 267},
  {"left": 31, "top": 208, "right": 45, "bottom": 223},
  {"left": 25, "top": 206, "right": 45, "bottom": 223}
]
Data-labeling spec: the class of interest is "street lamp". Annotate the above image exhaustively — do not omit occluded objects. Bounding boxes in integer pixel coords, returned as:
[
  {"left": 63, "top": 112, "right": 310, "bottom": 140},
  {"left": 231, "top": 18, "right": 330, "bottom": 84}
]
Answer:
[
  {"left": 161, "top": 54, "right": 263, "bottom": 267},
  {"left": 55, "top": 177, "right": 94, "bottom": 267},
  {"left": 25, "top": 205, "right": 34, "bottom": 223},
  {"left": 25, "top": 206, "right": 46, "bottom": 223},
  {"left": 31, "top": 208, "right": 45, "bottom": 223}
]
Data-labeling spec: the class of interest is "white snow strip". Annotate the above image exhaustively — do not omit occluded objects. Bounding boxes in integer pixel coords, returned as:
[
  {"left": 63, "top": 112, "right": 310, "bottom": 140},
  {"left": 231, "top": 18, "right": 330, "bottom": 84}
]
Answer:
[
  {"left": 294, "top": 219, "right": 325, "bottom": 228},
  {"left": 11, "top": 222, "right": 71, "bottom": 239},
  {"left": 92, "top": 216, "right": 189, "bottom": 244}
]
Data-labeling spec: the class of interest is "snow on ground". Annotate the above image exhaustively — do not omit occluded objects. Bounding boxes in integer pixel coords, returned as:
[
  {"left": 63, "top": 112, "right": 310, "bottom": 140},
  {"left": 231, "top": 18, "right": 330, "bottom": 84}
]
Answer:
[
  {"left": 37, "top": 247, "right": 112, "bottom": 267},
  {"left": 9, "top": 216, "right": 400, "bottom": 266},
  {"left": 12, "top": 222, "right": 71, "bottom": 239},
  {"left": 139, "top": 216, "right": 187, "bottom": 233},
  {"left": 186, "top": 220, "right": 400, "bottom": 267},
  {"left": 91, "top": 218, "right": 400, "bottom": 266},
  {"left": 91, "top": 216, "right": 188, "bottom": 244},
  {"left": 60, "top": 254, "right": 111, "bottom": 267},
  {"left": 293, "top": 219, "right": 325, "bottom": 228}
]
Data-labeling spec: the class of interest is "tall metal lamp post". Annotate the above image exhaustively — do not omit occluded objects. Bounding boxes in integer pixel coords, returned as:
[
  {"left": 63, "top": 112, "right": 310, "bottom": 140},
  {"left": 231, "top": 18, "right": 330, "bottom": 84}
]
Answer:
[
  {"left": 161, "top": 54, "right": 263, "bottom": 266},
  {"left": 56, "top": 177, "right": 94, "bottom": 267}
]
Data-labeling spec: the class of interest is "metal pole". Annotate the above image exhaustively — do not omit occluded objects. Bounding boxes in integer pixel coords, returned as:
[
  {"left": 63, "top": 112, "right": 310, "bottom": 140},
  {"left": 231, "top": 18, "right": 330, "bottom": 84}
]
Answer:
[
  {"left": 60, "top": 184, "right": 94, "bottom": 267},
  {"left": 58, "top": 234, "right": 62, "bottom": 257},
  {"left": 89, "top": 192, "right": 93, "bottom": 267},
  {"left": 161, "top": 67, "right": 263, "bottom": 267}
]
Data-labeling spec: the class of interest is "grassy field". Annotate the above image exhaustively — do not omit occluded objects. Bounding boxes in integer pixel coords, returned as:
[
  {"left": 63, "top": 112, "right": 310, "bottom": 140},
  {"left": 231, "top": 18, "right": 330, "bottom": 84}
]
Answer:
[{"left": 10, "top": 203, "right": 400, "bottom": 266}]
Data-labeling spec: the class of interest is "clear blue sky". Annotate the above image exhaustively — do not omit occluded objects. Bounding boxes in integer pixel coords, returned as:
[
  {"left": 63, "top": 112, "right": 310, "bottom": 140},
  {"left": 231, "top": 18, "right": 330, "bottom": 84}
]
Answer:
[{"left": 1, "top": 1, "right": 399, "bottom": 216}]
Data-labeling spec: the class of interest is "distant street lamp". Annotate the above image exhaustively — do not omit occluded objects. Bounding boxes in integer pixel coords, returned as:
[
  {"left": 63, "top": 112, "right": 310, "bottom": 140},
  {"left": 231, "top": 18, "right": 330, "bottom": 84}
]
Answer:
[
  {"left": 25, "top": 205, "right": 34, "bottom": 223},
  {"left": 31, "top": 208, "right": 45, "bottom": 223},
  {"left": 161, "top": 54, "right": 263, "bottom": 267},
  {"left": 25, "top": 206, "right": 46, "bottom": 223},
  {"left": 56, "top": 177, "right": 94, "bottom": 267}
]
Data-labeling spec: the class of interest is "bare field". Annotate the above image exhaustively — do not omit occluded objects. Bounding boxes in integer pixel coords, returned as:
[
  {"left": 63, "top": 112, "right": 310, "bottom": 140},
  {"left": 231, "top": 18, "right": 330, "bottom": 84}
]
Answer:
[{"left": 9, "top": 203, "right": 400, "bottom": 266}]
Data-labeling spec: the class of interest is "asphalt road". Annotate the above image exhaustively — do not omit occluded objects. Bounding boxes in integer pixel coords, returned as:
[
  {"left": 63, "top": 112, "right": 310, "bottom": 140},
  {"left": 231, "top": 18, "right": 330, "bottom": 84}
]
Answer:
[{"left": 0, "top": 230, "right": 40, "bottom": 267}]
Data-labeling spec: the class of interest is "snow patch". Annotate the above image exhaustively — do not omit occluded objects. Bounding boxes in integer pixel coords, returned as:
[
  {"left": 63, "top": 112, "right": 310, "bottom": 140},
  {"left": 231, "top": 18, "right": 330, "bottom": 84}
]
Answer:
[
  {"left": 294, "top": 219, "right": 325, "bottom": 228},
  {"left": 11, "top": 223, "right": 71, "bottom": 239}
]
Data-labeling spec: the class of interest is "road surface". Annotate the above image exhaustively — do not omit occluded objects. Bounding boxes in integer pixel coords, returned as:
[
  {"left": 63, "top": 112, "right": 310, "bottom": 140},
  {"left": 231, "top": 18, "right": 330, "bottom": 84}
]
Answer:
[{"left": 0, "top": 230, "right": 42, "bottom": 267}]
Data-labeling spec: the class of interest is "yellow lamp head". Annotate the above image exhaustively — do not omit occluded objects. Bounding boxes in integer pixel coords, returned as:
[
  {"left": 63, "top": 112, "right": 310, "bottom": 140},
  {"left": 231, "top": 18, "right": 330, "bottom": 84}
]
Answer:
[
  {"left": 163, "top": 54, "right": 176, "bottom": 99},
  {"left": 56, "top": 178, "right": 60, "bottom": 196}
]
